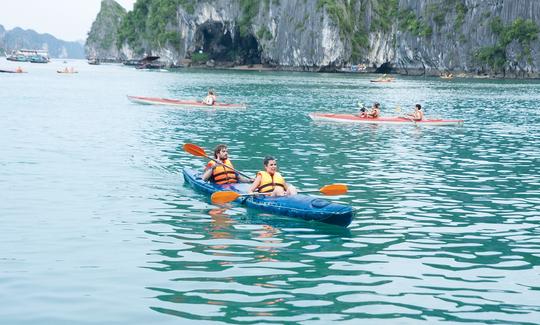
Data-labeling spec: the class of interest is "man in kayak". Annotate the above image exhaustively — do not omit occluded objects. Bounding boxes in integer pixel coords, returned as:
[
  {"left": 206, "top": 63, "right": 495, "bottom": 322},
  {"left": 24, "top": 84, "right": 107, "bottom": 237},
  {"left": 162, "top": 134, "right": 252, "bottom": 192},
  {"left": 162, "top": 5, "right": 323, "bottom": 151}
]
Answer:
[
  {"left": 408, "top": 104, "right": 424, "bottom": 121},
  {"left": 367, "top": 102, "right": 381, "bottom": 118},
  {"left": 248, "top": 156, "right": 297, "bottom": 196},
  {"left": 203, "top": 89, "right": 217, "bottom": 105},
  {"left": 202, "top": 144, "right": 251, "bottom": 184}
]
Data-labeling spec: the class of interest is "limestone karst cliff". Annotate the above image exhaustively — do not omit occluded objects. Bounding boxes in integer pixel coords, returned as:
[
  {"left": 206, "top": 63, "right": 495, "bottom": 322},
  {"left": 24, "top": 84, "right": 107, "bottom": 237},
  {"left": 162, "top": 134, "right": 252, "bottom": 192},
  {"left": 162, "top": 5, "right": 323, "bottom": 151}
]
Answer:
[
  {"left": 86, "top": 0, "right": 540, "bottom": 77},
  {"left": 85, "top": 0, "right": 127, "bottom": 59}
]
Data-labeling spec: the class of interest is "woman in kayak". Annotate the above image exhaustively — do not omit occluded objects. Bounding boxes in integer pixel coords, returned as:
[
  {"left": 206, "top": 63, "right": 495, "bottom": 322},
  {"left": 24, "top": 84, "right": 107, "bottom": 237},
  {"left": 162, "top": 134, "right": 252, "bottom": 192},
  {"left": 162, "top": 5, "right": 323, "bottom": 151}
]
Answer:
[
  {"left": 202, "top": 144, "right": 251, "bottom": 184},
  {"left": 203, "top": 89, "right": 217, "bottom": 105},
  {"left": 408, "top": 104, "right": 424, "bottom": 121},
  {"left": 249, "top": 156, "right": 297, "bottom": 196},
  {"left": 367, "top": 102, "right": 381, "bottom": 118}
]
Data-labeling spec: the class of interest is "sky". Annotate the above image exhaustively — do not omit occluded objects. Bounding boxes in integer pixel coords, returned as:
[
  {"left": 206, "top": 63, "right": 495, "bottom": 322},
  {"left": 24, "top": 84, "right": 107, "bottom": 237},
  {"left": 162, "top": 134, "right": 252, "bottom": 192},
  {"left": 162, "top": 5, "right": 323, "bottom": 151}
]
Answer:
[{"left": 0, "top": 0, "right": 136, "bottom": 42}]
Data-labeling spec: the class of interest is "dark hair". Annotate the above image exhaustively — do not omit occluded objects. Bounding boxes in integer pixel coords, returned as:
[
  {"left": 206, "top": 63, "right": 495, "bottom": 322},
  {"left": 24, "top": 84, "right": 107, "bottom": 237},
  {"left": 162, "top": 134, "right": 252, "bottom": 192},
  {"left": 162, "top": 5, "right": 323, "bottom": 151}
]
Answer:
[
  {"left": 263, "top": 155, "right": 276, "bottom": 166},
  {"left": 360, "top": 107, "right": 366, "bottom": 112},
  {"left": 415, "top": 104, "right": 422, "bottom": 110},
  {"left": 213, "top": 144, "right": 227, "bottom": 158},
  {"left": 374, "top": 102, "right": 380, "bottom": 108}
]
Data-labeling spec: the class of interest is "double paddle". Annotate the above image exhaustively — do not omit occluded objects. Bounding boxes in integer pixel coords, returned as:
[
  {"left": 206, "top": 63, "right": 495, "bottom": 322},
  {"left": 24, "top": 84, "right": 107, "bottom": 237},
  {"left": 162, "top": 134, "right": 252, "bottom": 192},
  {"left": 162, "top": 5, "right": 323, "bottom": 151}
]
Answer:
[
  {"left": 211, "top": 184, "right": 348, "bottom": 204},
  {"left": 183, "top": 143, "right": 253, "bottom": 179}
]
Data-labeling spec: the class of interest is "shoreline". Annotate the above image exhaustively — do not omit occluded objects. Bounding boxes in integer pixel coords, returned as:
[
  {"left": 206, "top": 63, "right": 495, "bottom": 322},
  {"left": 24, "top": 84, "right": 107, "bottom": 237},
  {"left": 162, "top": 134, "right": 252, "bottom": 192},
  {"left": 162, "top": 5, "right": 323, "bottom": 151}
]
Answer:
[{"left": 184, "top": 63, "right": 540, "bottom": 79}]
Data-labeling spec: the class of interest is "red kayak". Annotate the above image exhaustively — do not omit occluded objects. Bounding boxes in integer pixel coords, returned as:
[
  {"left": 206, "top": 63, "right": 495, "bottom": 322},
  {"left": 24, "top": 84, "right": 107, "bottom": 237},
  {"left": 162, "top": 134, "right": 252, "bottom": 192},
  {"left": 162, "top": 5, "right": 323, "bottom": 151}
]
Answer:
[
  {"left": 309, "top": 113, "right": 464, "bottom": 126},
  {"left": 127, "top": 95, "right": 247, "bottom": 109}
]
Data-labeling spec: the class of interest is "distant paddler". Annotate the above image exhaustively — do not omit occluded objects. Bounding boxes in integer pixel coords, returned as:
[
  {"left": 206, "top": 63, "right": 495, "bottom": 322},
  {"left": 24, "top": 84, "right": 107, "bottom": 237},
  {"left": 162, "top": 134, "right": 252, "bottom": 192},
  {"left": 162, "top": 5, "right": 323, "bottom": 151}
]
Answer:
[
  {"left": 367, "top": 102, "right": 381, "bottom": 118},
  {"left": 406, "top": 104, "right": 424, "bottom": 121},
  {"left": 202, "top": 89, "right": 217, "bottom": 106}
]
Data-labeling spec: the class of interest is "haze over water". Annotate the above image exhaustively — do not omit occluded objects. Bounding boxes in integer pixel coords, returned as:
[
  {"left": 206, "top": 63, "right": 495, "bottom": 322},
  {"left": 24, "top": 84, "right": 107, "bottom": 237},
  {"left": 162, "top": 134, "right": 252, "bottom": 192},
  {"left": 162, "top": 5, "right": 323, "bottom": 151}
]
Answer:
[{"left": 1, "top": 59, "right": 540, "bottom": 324}]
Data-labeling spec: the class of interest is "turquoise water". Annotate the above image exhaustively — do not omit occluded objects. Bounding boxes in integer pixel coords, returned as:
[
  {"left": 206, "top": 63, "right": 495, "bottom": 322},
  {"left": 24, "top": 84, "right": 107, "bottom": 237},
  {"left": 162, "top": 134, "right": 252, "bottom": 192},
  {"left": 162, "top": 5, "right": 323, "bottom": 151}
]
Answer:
[{"left": 1, "top": 59, "right": 540, "bottom": 324}]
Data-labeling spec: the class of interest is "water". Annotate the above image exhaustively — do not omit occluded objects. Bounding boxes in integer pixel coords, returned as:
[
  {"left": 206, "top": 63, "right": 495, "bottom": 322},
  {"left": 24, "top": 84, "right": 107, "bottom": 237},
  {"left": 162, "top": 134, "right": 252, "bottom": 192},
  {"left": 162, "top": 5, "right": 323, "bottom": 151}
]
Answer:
[{"left": 1, "top": 59, "right": 540, "bottom": 324}]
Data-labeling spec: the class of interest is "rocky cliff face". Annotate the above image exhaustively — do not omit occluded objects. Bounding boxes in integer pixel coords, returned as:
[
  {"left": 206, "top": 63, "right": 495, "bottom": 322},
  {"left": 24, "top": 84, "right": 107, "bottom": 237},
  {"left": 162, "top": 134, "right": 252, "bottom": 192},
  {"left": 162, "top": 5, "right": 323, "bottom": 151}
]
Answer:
[
  {"left": 85, "top": 0, "right": 127, "bottom": 59},
  {"left": 388, "top": 0, "right": 540, "bottom": 77},
  {"left": 86, "top": 0, "right": 540, "bottom": 77}
]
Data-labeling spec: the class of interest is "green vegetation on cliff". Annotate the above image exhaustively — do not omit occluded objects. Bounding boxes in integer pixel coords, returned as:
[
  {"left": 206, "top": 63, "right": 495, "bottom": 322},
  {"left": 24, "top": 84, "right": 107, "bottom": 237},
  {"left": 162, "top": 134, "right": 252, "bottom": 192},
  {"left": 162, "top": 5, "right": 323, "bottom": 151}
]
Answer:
[
  {"left": 87, "top": 0, "right": 127, "bottom": 51},
  {"left": 317, "top": 0, "right": 369, "bottom": 62},
  {"left": 117, "top": 0, "right": 195, "bottom": 54},
  {"left": 475, "top": 17, "right": 539, "bottom": 71}
]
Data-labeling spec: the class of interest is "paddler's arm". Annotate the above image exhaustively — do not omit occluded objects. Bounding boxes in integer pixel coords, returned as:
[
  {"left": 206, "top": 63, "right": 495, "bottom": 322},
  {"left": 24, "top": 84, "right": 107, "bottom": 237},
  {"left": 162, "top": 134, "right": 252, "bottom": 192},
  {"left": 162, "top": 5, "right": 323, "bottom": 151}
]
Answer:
[
  {"left": 285, "top": 182, "right": 297, "bottom": 195},
  {"left": 237, "top": 174, "right": 253, "bottom": 183},
  {"left": 202, "top": 164, "right": 215, "bottom": 181},
  {"left": 248, "top": 174, "right": 262, "bottom": 194}
]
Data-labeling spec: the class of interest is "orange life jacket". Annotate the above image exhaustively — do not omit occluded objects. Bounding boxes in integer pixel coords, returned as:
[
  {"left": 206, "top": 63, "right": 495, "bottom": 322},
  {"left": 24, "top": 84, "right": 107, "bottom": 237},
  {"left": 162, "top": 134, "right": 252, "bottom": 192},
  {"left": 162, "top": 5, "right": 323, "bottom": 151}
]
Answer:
[
  {"left": 208, "top": 159, "right": 238, "bottom": 185},
  {"left": 257, "top": 171, "right": 286, "bottom": 193}
]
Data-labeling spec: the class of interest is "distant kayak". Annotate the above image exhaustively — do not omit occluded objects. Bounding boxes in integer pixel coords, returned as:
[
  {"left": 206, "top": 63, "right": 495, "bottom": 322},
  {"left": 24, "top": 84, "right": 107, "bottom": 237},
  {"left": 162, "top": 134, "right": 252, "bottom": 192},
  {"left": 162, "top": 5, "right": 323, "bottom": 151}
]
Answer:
[
  {"left": 127, "top": 95, "right": 247, "bottom": 109},
  {"left": 370, "top": 78, "right": 394, "bottom": 83},
  {"left": 0, "top": 69, "right": 25, "bottom": 73},
  {"left": 309, "top": 113, "right": 464, "bottom": 126},
  {"left": 57, "top": 70, "right": 78, "bottom": 74},
  {"left": 183, "top": 168, "right": 353, "bottom": 227}
]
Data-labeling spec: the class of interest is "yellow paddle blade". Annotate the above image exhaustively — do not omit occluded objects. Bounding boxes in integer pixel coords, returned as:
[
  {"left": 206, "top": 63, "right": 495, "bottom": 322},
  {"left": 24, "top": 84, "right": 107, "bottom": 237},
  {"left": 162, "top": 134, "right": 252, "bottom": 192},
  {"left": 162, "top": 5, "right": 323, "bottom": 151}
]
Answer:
[
  {"left": 395, "top": 105, "right": 401, "bottom": 112},
  {"left": 211, "top": 191, "right": 241, "bottom": 204},
  {"left": 319, "top": 184, "right": 348, "bottom": 195},
  {"left": 183, "top": 143, "right": 207, "bottom": 157}
]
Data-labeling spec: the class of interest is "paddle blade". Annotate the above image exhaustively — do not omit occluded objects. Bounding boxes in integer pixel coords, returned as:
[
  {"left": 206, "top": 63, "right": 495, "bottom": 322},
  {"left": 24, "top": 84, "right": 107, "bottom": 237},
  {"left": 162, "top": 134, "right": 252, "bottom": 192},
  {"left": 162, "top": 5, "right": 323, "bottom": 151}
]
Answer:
[
  {"left": 320, "top": 184, "right": 348, "bottom": 195},
  {"left": 184, "top": 143, "right": 207, "bottom": 157},
  {"left": 211, "top": 191, "right": 241, "bottom": 204}
]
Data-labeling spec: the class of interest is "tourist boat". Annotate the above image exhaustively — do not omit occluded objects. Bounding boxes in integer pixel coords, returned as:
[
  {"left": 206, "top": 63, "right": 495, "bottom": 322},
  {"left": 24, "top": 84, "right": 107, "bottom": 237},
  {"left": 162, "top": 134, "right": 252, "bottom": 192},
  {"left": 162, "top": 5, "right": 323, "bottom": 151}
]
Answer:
[
  {"left": 183, "top": 168, "right": 354, "bottom": 227},
  {"left": 309, "top": 113, "right": 464, "bottom": 126},
  {"left": 127, "top": 95, "right": 247, "bottom": 109},
  {"left": 7, "top": 49, "right": 49, "bottom": 63}
]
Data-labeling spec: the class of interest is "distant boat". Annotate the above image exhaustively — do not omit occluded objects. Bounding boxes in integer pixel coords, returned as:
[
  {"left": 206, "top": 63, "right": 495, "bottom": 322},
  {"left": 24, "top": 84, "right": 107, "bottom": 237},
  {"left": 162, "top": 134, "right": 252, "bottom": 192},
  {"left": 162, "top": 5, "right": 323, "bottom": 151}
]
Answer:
[
  {"left": 88, "top": 58, "right": 100, "bottom": 65},
  {"left": 340, "top": 64, "right": 367, "bottom": 73},
  {"left": 124, "top": 56, "right": 164, "bottom": 69},
  {"left": 7, "top": 49, "right": 49, "bottom": 63},
  {"left": 0, "top": 66, "right": 26, "bottom": 73}
]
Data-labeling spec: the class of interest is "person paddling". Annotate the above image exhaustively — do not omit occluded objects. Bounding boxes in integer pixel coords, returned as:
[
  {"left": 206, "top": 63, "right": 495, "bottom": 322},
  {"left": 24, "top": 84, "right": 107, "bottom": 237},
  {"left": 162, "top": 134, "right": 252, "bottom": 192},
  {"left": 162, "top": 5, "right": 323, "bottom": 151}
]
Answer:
[
  {"left": 203, "top": 89, "right": 217, "bottom": 105},
  {"left": 367, "top": 102, "right": 381, "bottom": 118},
  {"left": 407, "top": 104, "right": 424, "bottom": 121},
  {"left": 202, "top": 144, "right": 251, "bottom": 184},
  {"left": 248, "top": 156, "right": 297, "bottom": 196}
]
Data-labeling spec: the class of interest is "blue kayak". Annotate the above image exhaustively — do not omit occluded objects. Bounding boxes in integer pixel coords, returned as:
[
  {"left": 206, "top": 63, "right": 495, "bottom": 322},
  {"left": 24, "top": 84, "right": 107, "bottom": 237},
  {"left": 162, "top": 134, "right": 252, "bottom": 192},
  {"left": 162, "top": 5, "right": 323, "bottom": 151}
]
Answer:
[{"left": 183, "top": 168, "right": 354, "bottom": 227}]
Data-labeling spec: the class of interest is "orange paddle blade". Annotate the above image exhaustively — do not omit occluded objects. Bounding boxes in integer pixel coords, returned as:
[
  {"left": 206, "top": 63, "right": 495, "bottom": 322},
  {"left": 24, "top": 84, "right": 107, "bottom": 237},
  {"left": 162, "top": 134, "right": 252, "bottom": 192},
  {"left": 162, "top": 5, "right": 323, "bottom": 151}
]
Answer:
[
  {"left": 211, "top": 191, "right": 242, "bottom": 204},
  {"left": 183, "top": 143, "right": 207, "bottom": 157},
  {"left": 319, "top": 184, "right": 348, "bottom": 195}
]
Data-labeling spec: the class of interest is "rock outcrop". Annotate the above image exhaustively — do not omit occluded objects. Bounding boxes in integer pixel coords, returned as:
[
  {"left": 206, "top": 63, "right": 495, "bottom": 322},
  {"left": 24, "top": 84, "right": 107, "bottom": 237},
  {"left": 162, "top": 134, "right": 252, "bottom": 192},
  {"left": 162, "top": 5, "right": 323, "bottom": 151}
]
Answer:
[
  {"left": 86, "top": 0, "right": 540, "bottom": 77},
  {"left": 85, "top": 0, "right": 127, "bottom": 60}
]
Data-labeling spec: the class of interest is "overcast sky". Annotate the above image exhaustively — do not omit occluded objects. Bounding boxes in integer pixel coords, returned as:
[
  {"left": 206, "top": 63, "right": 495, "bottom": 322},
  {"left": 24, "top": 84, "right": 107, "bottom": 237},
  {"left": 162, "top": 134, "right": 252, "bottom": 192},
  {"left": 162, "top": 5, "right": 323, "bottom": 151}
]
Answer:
[{"left": 0, "top": 0, "right": 136, "bottom": 42}]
